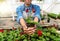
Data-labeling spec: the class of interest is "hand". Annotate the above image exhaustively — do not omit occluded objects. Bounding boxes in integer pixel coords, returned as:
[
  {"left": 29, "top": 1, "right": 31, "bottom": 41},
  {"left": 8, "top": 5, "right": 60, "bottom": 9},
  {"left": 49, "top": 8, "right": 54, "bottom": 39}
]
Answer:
[
  {"left": 27, "top": 25, "right": 37, "bottom": 34},
  {"left": 27, "top": 27, "right": 36, "bottom": 35},
  {"left": 23, "top": 25, "right": 36, "bottom": 35},
  {"left": 23, "top": 27, "right": 36, "bottom": 35}
]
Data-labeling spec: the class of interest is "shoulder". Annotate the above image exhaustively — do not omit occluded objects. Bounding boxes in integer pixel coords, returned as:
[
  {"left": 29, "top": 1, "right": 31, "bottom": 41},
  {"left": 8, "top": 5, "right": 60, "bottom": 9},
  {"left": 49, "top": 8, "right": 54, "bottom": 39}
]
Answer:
[
  {"left": 16, "top": 4, "right": 24, "bottom": 10},
  {"left": 32, "top": 4, "right": 40, "bottom": 9}
]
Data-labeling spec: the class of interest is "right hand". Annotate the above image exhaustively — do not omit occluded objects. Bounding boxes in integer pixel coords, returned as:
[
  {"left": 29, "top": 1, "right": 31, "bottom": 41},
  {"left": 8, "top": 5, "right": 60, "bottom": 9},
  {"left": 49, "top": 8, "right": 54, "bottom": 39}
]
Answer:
[{"left": 23, "top": 27, "right": 36, "bottom": 35}]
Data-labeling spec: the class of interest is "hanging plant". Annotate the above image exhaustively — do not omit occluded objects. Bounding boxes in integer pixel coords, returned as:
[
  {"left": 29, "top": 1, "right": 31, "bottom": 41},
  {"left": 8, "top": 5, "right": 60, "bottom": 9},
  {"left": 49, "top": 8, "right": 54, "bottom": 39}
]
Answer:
[{"left": 48, "top": 13, "right": 57, "bottom": 19}]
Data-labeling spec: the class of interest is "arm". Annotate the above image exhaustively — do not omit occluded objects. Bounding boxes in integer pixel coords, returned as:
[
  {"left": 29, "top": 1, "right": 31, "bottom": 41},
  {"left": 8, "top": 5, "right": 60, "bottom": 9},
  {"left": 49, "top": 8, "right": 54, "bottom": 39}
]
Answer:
[
  {"left": 34, "top": 17, "right": 38, "bottom": 22},
  {"left": 16, "top": 6, "right": 27, "bottom": 30},
  {"left": 34, "top": 5, "right": 41, "bottom": 22},
  {"left": 20, "top": 18, "right": 27, "bottom": 30}
]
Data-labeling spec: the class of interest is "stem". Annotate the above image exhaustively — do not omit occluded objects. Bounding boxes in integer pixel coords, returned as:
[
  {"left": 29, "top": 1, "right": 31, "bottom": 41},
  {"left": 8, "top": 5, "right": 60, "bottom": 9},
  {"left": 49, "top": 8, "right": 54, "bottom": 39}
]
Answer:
[{"left": 28, "top": 35, "right": 31, "bottom": 41}]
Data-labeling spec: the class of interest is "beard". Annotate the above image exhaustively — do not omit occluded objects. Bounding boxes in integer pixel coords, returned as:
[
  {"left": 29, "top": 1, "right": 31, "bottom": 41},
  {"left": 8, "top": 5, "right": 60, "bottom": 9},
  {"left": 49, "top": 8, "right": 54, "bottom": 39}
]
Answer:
[{"left": 25, "top": 3, "right": 31, "bottom": 6}]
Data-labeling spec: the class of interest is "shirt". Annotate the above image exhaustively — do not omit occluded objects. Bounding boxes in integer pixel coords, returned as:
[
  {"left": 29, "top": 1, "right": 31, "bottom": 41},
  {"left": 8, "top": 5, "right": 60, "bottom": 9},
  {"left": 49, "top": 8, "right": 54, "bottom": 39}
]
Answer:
[{"left": 16, "top": 4, "right": 41, "bottom": 23}]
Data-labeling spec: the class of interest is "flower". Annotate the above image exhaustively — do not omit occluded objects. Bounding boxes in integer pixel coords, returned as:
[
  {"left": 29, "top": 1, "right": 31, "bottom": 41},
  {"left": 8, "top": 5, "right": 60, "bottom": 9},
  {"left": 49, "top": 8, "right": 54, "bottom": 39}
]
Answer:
[
  {"left": 37, "top": 30, "right": 42, "bottom": 36},
  {"left": 0, "top": 29, "right": 4, "bottom": 32},
  {"left": 26, "top": 9, "right": 29, "bottom": 13},
  {"left": 32, "top": 8, "right": 35, "bottom": 13}
]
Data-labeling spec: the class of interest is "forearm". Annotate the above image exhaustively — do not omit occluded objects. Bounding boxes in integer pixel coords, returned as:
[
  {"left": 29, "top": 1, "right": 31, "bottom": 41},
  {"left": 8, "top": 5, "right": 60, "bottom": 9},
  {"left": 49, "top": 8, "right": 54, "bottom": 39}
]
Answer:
[
  {"left": 20, "top": 18, "right": 27, "bottom": 30},
  {"left": 34, "top": 17, "right": 38, "bottom": 22}
]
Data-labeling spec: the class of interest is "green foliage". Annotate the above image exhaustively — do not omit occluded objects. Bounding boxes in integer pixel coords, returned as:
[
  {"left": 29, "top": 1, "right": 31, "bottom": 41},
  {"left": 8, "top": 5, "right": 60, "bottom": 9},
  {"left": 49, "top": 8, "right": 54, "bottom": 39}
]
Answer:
[
  {"left": 48, "top": 13, "right": 57, "bottom": 19},
  {"left": 57, "top": 14, "right": 60, "bottom": 19},
  {"left": 0, "top": 16, "right": 60, "bottom": 41},
  {"left": 0, "top": 26, "right": 60, "bottom": 41},
  {"left": 47, "top": 13, "right": 60, "bottom": 19},
  {"left": 25, "top": 16, "right": 39, "bottom": 27}
]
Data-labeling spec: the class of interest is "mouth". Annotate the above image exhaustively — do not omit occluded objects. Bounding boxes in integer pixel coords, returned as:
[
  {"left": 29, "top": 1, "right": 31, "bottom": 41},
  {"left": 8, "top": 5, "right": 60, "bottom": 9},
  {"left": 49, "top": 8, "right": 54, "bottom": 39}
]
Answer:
[{"left": 26, "top": 4, "right": 30, "bottom": 5}]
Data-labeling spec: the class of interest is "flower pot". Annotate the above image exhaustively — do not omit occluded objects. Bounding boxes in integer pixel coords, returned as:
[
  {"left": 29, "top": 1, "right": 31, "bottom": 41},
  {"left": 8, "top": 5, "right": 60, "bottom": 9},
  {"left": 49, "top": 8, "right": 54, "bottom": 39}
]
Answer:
[{"left": 27, "top": 23, "right": 35, "bottom": 27}]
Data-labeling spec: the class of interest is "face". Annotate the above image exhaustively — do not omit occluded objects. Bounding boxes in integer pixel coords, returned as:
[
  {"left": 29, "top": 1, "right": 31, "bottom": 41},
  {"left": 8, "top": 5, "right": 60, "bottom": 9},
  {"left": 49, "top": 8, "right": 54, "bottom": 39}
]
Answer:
[{"left": 24, "top": 0, "right": 32, "bottom": 6}]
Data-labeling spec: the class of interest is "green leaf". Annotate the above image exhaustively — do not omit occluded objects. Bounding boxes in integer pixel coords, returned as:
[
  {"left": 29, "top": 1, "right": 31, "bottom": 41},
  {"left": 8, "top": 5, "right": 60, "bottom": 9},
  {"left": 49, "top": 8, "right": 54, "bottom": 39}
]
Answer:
[
  {"left": 31, "top": 38, "right": 36, "bottom": 41},
  {"left": 42, "top": 32, "right": 46, "bottom": 36},
  {"left": 7, "top": 39, "right": 13, "bottom": 41},
  {"left": 54, "top": 38, "right": 60, "bottom": 41},
  {"left": 20, "top": 35, "right": 26, "bottom": 39},
  {"left": 41, "top": 38, "right": 46, "bottom": 41},
  {"left": 45, "top": 37, "right": 50, "bottom": 41},
  {"left": 36, "top": 39, "right": 42, "bottom": 41},
  {"left": 46, "top": 32, "right": 50, "bottom": 36},
  {"left": 50, "top": 35, "right": 56, "bottom": 39},
  {"left": 42, "top": 28, "right": 48, "bottom": 32},
  {"left": 48, "top": 13, "right": 57, "bottom": 19},
  {"left": 57, "top": 14, "right": 60, "bottom": 19},
  {"left": 23, "top": 39, "right": 27, "bottom": 41}
]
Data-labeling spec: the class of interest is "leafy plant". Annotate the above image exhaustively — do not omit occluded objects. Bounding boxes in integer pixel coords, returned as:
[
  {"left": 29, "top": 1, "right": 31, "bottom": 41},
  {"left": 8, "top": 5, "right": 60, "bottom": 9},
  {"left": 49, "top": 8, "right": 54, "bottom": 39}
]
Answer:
[
  {"left": 0, "top": 17, "right": 60, "bottom": 41},
  {"left": 0, "top": 26, "right": 60, "bottom": 41},
  {"left": 25, "top": 16, "right": 38, "bottom": 27},
  {"left": 57, "top": 14, "right": 60, "bottom": 19},
  {"left": 48, "top": 13, "right": 57, "bottom": 19}
]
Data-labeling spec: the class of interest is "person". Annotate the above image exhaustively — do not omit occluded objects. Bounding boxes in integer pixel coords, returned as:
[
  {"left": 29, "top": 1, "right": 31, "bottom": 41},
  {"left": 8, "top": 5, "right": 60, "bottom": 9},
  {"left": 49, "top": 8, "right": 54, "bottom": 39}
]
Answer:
[{"left": 16, "top": 0, "right": 41, "bottom": 34}]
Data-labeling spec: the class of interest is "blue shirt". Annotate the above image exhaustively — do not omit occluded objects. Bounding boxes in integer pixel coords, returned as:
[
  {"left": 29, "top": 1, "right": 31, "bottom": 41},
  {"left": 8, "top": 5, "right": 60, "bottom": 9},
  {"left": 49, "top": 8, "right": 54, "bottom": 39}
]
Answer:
[{"left": 16, "top": 4, "right": 41, "bottom": 23}]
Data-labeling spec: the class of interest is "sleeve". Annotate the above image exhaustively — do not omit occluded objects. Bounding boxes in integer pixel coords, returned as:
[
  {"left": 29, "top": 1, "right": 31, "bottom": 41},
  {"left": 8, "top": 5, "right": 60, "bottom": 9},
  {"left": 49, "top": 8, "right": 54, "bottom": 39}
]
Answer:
[
  {"left": 16, "top": 6, "right": 23, "bottom": 23},
  {"left": 33, "top": 5, "right": 41, "bottom": 21}
]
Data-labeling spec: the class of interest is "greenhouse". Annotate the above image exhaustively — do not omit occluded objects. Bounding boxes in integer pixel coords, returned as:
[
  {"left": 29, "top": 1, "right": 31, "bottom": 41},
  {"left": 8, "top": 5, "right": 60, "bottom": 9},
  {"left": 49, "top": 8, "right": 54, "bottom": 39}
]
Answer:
[{"left": 0, "top": 0, "right": 60, "bottom": 41}]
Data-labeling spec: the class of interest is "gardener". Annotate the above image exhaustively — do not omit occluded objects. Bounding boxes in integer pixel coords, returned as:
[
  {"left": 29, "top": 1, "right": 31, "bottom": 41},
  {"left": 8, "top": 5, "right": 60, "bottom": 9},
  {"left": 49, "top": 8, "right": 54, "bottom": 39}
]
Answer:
[{"left": 16, "top": 0, "right": 41, "bottom": 34}]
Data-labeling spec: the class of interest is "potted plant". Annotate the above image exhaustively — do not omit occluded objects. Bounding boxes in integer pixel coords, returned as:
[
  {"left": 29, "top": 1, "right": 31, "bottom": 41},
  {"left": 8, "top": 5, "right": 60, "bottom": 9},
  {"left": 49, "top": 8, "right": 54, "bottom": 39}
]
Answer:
[{"left": 25, "top": 17, "right": 38, "bottom": 27}]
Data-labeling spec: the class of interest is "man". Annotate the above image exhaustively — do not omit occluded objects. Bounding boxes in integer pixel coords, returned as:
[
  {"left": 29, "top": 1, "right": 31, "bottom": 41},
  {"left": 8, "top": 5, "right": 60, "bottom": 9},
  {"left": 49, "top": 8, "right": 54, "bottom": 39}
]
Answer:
[{"left": 16, "top": 0, "right": 41, "bottom": 34}]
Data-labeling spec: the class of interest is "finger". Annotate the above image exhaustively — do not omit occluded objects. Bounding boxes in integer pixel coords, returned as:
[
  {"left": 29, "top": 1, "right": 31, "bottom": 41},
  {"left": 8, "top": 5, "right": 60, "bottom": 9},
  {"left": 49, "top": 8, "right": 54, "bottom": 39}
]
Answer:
[
  {"left": 29, "top": 28, "right": 36, "bottom": 31},
  {"left": 24, "top": 31, "right": 29, "bottom": 34},
  {"left": 32, "top": 29, "right": 36, "bottom": 33},
  {"left": 28, "top": 30, "right": 33, "bottom": 33},
  {"left": 24, "top": 30, "right": 33, "bottom": 34},
  {"left": 28, "top": 30, "right": 35, "bottom": 34},
  {"left": 28, "top": 32, "right": 32, "bottom": 34},
  {"left": 34, "top": 25, "right": 37, "bottom": 28},
  {"left": 23, "top": 29, "right": 31, "bottom": 33},
  {"left": 28, "top": 31, "right": 34, "bottom": 35},
  {"left": 27, "top": 28, "right": 36, "bottom": 31},
  {"left": 25, "top": 28, "right": 36, "bottom": 34}
]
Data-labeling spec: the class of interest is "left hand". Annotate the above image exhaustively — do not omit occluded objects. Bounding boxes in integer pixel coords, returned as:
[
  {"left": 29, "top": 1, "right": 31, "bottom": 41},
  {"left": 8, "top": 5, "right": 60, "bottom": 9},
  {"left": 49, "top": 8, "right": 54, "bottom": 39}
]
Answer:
[{"left": 27, "top": 25, "right": 36, "bottom": 34}]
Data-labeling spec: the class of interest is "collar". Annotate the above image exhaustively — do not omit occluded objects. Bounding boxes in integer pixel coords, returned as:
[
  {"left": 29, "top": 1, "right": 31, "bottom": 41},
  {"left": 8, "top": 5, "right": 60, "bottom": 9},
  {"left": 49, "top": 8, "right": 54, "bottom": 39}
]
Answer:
[{"left": 24, "top": 3, "right": 32, "bottom": 7}]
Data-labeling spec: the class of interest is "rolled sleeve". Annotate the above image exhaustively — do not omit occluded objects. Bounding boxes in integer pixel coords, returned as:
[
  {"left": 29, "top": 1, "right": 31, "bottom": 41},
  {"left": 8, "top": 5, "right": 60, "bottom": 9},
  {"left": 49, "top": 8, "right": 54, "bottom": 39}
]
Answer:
[
  {"left": 33, "top": 5, "right": 41, "bottom": 21},
  {"left": 16, "top": 6, "right": 23, "bottom": 23},
  {"left": 34, "top": 14, "right": 41, "bottom": 20},
  {"left": 17, "top": 16, "right": 23, "bottom": 23}
]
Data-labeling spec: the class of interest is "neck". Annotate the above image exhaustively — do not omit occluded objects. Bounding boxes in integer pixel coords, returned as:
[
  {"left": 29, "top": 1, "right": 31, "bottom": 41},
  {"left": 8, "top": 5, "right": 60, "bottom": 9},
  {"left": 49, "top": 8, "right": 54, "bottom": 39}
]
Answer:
[{"left": 25, "top": 4, "right": 31, "bottom": 7}]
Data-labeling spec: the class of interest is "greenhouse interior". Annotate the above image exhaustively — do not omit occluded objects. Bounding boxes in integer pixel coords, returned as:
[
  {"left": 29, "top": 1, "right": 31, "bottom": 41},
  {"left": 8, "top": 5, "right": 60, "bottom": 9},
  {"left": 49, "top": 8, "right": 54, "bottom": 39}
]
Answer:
[{"left": 0, "top": 0, "right": 60, "bottom": 41}]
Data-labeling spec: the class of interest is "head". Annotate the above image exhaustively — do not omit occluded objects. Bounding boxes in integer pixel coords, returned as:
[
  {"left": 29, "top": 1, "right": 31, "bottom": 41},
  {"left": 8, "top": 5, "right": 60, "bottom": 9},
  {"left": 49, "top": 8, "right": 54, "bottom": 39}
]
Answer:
[{"left": 24, "top": 0, "right": 32, "bottom": 6}]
